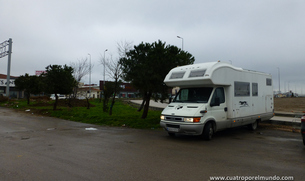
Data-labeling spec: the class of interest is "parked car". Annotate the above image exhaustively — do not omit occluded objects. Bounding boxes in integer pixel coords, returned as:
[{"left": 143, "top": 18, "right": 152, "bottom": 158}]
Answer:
[
  {"left": 50, "top": 94, "right": 66, "bottom": 100},
  {"left": 301, "top": 115, "right": 305, "bottom": 145}
]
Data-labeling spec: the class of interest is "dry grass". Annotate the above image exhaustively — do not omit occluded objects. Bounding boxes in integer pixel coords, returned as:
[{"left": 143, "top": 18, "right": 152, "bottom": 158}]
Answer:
[{"left": 274, "top": 97, "right": 305, "bottom": 113}]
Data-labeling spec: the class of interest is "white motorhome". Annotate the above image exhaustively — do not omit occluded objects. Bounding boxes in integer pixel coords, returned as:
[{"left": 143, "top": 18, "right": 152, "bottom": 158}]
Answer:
[{"left": 160, "top": 61, "right": 274, "bottom": 140}]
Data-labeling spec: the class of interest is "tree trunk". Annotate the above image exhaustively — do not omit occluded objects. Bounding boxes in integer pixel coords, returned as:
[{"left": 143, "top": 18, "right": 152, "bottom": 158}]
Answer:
[
  {"left": 26, "top": 92, "right": 30, "bottom": 105},
  {"left": 103, "top": 98, "right": 108, "bottom": 112},
  {"left": 109, "top": 79, "right": 119, "bottom": 115},
  {"left": 86, "top": 97, "right": 90, "bottom": 109},
  {"left": 67, "top": 96, "right": 72, "bottom": 108},
  {"left": 27, "top": 96, "right": 30, "bottom": 105},
  {"left": 137, "top": 97, "right": 146, "bottom": 112},
  {"left": 141, "top": 92, "right": 151, "bottom": 119},
  {"left": 53, "top": 94, "right": 58, "bottom": 110},
  {"left": 109, "top": 96, "right": 115, "bottom": 115},
  {"left": 73, "top": 86, "right": 78, "bottom": 99}
]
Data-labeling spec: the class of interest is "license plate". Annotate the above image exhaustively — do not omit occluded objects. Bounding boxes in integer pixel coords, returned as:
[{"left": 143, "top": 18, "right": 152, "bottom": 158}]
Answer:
[{"left": 167, "top": 127, "right": 179, "bottom": 132}]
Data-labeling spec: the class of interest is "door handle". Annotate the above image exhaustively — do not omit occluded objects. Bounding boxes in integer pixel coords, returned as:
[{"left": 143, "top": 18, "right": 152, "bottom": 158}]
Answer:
[{"left": 224, "top": 107, "right": 228, "bottom": 112}]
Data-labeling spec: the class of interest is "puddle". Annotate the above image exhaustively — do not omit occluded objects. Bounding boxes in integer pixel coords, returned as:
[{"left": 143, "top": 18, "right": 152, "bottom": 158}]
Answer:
[{"left": 85, "top": 127, "right": 98, "bottom": 131}]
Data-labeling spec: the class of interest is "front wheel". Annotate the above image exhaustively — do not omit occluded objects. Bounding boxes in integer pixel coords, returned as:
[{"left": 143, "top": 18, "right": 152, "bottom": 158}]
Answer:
[{"left": 202, "top": 122, "right": 213, "bottom": 141}]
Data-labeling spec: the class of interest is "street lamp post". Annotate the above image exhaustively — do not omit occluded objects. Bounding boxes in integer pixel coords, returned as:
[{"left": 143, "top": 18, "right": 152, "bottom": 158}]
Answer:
[
  {"left": 177, "top": 36, "right": 184, "bottom": 51},
  {"left": 277, "top": 67, "right": 280, "bottom": 93},
  {"left": 88, "top": 53, "right": 91, "bottom": 98}
]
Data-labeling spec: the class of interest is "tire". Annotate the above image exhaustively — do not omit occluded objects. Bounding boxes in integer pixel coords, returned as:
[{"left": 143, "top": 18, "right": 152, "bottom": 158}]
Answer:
[
  {"left": 248, "top": 120, "right": 258, "bottom": 130},
  {"left": 168, "top": 132, "right": 175, "bottom": 137},
  {"left": 202, "top": 122, "right": 213, "bottom": 141},
  {"left": 303, "top": 139, "right": 305, "bottom": 146}
]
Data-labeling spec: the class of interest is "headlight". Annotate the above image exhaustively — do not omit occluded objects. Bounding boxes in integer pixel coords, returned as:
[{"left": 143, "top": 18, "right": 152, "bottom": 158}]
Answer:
[
  {"left": 184, "top": 117, "right": 201, "bottom": 123},
  {"left": 160, "top": 115, "right": 165, "bottom": 120}
]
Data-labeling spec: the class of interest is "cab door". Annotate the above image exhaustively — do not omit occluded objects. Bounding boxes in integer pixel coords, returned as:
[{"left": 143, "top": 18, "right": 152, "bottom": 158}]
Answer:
[{"left": 209, "top": 87, "right": 228, "bottom": 130}]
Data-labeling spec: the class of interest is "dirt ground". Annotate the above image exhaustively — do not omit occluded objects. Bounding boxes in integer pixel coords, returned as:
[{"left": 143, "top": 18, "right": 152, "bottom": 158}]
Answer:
[{"left": 274, "top": 97, "right": 305, "bottom": 113}]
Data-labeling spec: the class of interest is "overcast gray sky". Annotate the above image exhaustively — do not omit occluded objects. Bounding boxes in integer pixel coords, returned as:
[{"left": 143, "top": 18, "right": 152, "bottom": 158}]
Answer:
[{"left": 1, "top": 0, "right": 304, "bottom": 93}]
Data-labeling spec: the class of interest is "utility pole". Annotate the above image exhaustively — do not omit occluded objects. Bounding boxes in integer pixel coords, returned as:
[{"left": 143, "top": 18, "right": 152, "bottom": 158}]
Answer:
[
  {"left": 277, "top": 67, "right": 281, "bottom": 93},
  {"left": 177, "top": 36, "right": 184, "bottom": 51}
]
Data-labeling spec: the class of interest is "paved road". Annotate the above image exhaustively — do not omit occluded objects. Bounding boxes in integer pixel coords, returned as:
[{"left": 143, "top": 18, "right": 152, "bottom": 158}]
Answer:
[{"left": 1, "top": 107, "right": 304, "bottom": 181}]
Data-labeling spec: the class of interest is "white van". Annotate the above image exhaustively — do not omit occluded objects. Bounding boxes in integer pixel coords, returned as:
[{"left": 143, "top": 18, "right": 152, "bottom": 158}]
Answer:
[{"left": 160, "top": 61, "right": 274, "bottom": 140}]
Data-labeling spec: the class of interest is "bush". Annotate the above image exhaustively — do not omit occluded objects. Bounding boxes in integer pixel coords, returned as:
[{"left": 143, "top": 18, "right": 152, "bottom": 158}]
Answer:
[{"left": 0, "top": 95, "right": 8, "bottom": 102}]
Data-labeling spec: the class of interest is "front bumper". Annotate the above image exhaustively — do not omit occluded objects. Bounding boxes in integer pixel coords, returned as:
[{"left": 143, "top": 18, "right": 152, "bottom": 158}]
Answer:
[{"left": 160, "top": 121, "right": 204, "bottom": 135}]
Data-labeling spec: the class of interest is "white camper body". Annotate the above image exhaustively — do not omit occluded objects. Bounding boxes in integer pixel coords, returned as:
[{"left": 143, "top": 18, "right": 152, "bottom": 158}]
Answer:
[{"left": 160, "top": 62, "right": 274, "bottom": 140}]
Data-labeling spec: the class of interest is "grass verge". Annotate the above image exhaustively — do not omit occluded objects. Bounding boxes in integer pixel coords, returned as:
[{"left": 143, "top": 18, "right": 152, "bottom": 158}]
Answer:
[{"left": 0, "top": 99, "right": 162, "bottom": 129}]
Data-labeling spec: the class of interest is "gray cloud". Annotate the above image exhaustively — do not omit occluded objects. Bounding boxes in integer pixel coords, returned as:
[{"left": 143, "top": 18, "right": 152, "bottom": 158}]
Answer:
[{"left": 1, "top": 0, "right": 305, "bottom": 93}]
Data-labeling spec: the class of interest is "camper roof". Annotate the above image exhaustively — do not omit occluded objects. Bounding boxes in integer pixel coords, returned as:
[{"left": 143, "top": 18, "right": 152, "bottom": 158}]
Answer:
[{"left": 164, "top": 61, "right": 243, "bottom": 87}]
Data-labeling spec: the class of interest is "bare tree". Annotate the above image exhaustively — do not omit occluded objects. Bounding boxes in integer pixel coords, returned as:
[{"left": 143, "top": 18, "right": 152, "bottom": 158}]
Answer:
[
  {"left": 106, "top": 56, "right": 123, "bottom": 115},
  {"left": 103, "top": 40, "right": 133, "bottom": 115},
  {"left": 70, "top": 58, "right": 93, "bottom": 98}
]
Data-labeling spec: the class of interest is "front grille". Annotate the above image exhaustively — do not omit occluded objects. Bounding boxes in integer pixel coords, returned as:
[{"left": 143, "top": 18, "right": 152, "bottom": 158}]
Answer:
[{"left": 164, "top": 116, "right": 183, "bottom": 122}]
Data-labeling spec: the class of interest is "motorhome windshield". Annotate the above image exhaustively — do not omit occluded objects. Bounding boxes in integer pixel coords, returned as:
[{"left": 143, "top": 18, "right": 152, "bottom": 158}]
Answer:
[{"left": 173, "top": 87, "right": 213, "bottom": 103}]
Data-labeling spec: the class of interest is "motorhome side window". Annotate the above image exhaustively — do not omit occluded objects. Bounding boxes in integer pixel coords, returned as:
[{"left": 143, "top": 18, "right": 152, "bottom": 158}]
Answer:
[
  {"left": 266, "top": 78, "right": 272, "bottom": 86},
  {"left": 173, "top": 87, "right": 213, "bottom": 103},
  {"left": 210, "top": 87, "right": 225, "bottom": 105},
  {"left": 234, "top": 82, "right": 250, "bottom": 96},
  {"left": 252, "top": 83, "right": 258, "bottom": 96}
]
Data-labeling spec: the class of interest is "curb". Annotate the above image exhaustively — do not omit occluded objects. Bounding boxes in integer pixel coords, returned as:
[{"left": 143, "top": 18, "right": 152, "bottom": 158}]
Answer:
[
  {"left": 265, "top": 119, "right": 301, "bottom": 127},
  {"left": 274, "top": 112, "right": 304, "bottom": 118}
]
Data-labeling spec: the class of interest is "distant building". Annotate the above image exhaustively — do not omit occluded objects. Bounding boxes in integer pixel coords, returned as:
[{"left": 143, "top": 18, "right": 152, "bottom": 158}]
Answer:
[
  {"left": 274, "top": 91, "right": 298, "bottom": 98},
  {"left": 99, "top": 81, "right": 139, "bottom": 98},
  {"left": 0, "top": 73, "right": 23, "bottom": 98},
  {"left": 78, "top": 83, "right": 100, "bottom": 99}
]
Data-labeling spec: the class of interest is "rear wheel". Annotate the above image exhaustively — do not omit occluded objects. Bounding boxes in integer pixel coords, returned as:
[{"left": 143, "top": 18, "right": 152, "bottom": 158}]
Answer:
[
  {"left": 202, "top": 122, "right": 213, "bottom": 141},
  {"left": 248, "top": 120, "right": 259, "bottom": 130}
]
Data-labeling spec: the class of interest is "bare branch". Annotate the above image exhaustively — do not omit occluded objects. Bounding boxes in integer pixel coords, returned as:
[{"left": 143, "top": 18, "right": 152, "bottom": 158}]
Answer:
[
  {"left": 70, "top": 58, "right": 92, "bottom": 83},
  {"left": 106, "top": 56, "right": 123, "bottom": 81},
  {"left": 117, "top": 40, "right": 133, "bottom": 58}
]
